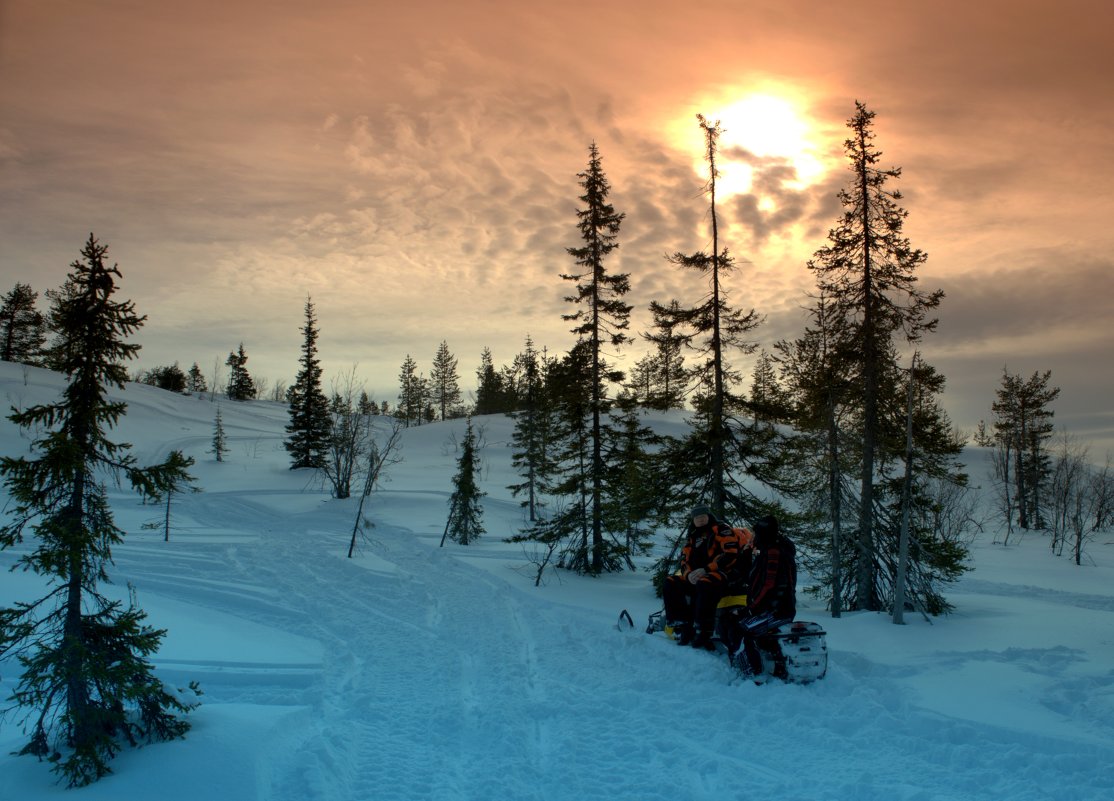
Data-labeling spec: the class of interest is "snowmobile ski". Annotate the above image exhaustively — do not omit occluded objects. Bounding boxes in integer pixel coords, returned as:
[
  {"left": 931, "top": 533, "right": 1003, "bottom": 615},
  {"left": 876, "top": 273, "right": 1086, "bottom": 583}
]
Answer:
[{"left": 617, "top": 609, "right": 635, "bottom": 632}]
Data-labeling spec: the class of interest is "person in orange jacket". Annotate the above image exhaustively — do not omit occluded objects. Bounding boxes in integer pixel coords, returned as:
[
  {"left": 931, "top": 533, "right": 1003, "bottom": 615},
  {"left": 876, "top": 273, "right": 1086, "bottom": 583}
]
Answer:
[{"left": 663, "top": 505, "right": 752, "bottom": 650}]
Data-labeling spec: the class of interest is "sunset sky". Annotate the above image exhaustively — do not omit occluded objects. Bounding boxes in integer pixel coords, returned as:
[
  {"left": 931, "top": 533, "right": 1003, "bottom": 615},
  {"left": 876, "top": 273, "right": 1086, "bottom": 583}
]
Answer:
[{"left": 2, "top": 0, "right": 1112, "bottom": 452}]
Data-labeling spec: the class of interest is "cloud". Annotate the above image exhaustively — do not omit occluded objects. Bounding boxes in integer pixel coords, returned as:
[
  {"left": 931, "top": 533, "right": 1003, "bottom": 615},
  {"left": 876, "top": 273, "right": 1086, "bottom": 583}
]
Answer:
[
  {"left": 930, "top": 254, "right": 1114, "bottom": 354},
  {"left": 2, "top": 0, "right": 1112, "bottom": 453}
]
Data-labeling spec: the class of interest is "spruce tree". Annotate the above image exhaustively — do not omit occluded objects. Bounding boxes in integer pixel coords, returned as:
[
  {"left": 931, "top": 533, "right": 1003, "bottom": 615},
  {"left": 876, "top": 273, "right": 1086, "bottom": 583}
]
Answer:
[
  {"left": 601, "top": 394, "right": 667, "bottom": 570},
  {"left": 430, "top": 340, "right": 462, "bottom": 421},
  {"left": 225, "top": 344, "right": 256, "bottom": 401},
  {"left": 0, "top": 235, "right": 199, "bottom": 787},
  {"left": 774, "top": 293, "right": 855, "bottom": 616},
  {"left": 0, "top": 282, "right": 47, "bottom": 364},
  {"left": 186, "top": 362, "right": 207, "bottom": 394},
  {"left": 624, "top": 355, "right": 655, "bottom": 405},
  {"left": 559, "top": 141, "right": 632, "bottom": 574},
  {"left": 642, "top": 299, "right": 691, "bottom": 410},
  {"left": 211, "top": 405, "right": 229, "bottom": 462},
  {"left": 473, "top": 347, "right": 506, "bottom": 416},
  {"left": 508, "top": 337, "right": 553, "bottom": 522},
  {"left": 358, "top": 390, "right": 377, "bottom": 416},
  {"left": 750, "top": 349, "right": 787, "bottom": 424},
  {"left": 511, "top": 344, "right": 598, "bottom": 572},
  {"left": 806, "top": 101, "right": 944, "bottom": 611},
  {"left": 139, "top": 363, "right": 188, "bottom": 393},
  {"left": 396, "top": 354, "right": 422, "bottom": 427},
  {"left": 285, "top": 298, "right": 332, "bottom": 469},
  {"left": 991, "top": 368, "right": 1060, "bottom": 531},
  {"left": 444, "top": 418, "right": 485, "bottom": 544}
]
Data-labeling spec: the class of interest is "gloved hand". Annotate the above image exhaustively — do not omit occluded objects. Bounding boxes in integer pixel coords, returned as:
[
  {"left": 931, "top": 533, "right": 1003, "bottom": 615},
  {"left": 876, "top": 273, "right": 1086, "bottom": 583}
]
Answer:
[{"left": 687, "top": 568, "right": 707, "bottom": 584}]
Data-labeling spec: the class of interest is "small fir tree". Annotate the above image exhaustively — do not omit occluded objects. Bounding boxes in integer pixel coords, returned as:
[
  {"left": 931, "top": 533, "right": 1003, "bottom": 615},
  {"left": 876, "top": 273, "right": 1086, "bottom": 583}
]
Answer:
[
  {"left": 285, "top": 298, "right": 332, "bottom": 469},
  {"left": 749, "top": 349, "right": 787, "bottom": 424},
  {"left": 186, "top": 362, "right": 207, "bottom": 394},
  {"left": 139, "top": 363, "right": 188, "bottom": 393},
  {"left": 0, "top": 235, "right": 199, "bottom": 787},
  {"left": 601, "top": 394, "right": 667, "bottom": 570},
  {"left": 641, "top": 299, "right": 691, "bottom": 410},
  {"left": 211, "top": 406, "right": 229, "bottom": 462},
  {"left": 225, "top": 343, "right": 255, "bottom": 401},
  {"left": 444, "top": 419, "right": 486, "bottom": 544},
  {"left": 473, "top": 347, "right": 508, "bottom": 415},
  {"left": 0, "top": 282, "right": 47, "bottom": 365},
  {"left": 396, "top": 354, "right": 423, "bottom": 427},
  {"left": 991, "top": 368, "right": 1060, "bottom": 531},
  {"left": 508, "top": 337, "right": 554, "bottom": 522}
]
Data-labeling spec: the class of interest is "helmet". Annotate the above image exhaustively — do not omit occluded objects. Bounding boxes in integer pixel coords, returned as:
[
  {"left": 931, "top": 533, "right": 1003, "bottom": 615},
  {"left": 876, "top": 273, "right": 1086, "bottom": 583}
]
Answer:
[{"left": 753, "top": 515, "right": 779, "bottom": 547}]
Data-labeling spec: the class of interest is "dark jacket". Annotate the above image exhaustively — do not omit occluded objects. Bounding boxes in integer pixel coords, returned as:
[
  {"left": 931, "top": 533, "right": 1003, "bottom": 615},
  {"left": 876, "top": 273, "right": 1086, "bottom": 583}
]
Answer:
[{"left": 747, "top": 518, "right": 797, "bottom": 620}]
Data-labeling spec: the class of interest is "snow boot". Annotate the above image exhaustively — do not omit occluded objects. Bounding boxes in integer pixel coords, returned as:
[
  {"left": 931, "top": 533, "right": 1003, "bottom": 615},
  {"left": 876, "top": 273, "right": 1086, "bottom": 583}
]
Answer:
[
  {"left": 690, "top": 630, "right": 715, "bottom": 651},
  {"left": 674, "top": 624, "right": 695, "bottom": 646}
]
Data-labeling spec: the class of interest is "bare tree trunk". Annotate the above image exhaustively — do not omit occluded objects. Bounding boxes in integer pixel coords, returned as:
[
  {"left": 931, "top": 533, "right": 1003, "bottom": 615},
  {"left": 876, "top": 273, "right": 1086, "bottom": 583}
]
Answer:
[
  {"left": 164, "top": 489, "right": 172, "bottom": 542},
  {"left": 828, "top": 388, "right": 843, "bottom": 618},
  {"left": 893, "top": 355, "right": 917, "bottom": 624}
]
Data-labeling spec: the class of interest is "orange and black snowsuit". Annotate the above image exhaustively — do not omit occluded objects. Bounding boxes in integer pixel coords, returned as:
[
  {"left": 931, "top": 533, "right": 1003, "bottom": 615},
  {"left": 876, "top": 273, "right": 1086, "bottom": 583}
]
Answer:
[{"left": 663, "top": 519, "right": 753, "bottom": 636}]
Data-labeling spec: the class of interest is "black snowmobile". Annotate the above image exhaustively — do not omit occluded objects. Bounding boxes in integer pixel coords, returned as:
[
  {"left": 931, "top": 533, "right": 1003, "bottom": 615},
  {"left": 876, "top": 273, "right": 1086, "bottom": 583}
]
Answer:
[{"left": 639, "top": 599, "right": 828, "bottom": 684}]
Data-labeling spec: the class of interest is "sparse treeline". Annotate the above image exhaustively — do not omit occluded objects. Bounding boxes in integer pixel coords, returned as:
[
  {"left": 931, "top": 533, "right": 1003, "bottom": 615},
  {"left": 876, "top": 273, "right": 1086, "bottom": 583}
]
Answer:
[
  {"left": 3, "top": 101, "right": 1110, "bottom": 605},
  {"left": 4, "top": 97, "right": 1114, "bottom": 791},
  {"left": 976, "top": 367, "right": 1113, "bottom": 563}
]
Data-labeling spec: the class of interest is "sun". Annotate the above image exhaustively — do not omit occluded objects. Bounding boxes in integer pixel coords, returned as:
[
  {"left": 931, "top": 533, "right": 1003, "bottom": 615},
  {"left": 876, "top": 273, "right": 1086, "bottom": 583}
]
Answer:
[{"left": 671, "top": 90, "right": 828, "bottom": 198}]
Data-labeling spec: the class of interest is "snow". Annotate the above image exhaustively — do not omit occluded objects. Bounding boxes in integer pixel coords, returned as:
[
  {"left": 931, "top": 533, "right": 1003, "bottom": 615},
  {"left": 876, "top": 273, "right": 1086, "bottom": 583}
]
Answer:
[{"left": 1, "top": 362, "right": 1112, "bottom": 800}]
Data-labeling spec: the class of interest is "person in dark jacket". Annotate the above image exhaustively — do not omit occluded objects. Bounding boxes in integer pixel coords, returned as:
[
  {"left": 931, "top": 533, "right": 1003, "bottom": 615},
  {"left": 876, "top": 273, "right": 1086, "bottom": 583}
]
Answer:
[
  {"left": 663, "top": 506, "right": 752, "bottom": 650},
  {"left": 737, "top": 514, "right": 797, "bottom": 673}
]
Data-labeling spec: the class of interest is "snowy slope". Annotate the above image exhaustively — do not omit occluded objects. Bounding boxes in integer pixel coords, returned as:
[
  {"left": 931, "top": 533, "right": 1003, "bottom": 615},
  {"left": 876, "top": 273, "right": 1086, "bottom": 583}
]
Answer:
[{"left": 0, "top": 363, "right": 1112, "bottom": 801}]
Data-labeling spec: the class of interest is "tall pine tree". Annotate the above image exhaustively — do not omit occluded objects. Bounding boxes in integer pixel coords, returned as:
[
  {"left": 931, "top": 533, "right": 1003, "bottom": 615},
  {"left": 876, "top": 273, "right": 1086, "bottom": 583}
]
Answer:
[
  {"left": 0, "top": 235, "right": 199, "bottom": 787},
  {"left": 285, "top": 297, "right": 331, "bottom": 469},
  {"left": 559, "top": 141, "right": 632, "bottom": 574},
  {"left": 806, "top": 102, "right": 946, "bottom": 612},
  {"left": 653, "top": 114, "right": 764, "bottom": 521}
]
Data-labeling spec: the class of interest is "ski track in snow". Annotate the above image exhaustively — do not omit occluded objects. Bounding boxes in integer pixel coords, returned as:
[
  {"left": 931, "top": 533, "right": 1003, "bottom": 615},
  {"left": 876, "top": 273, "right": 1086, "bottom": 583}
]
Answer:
[
  {"left": 957, "top": 576, "right": 1114, "bottom": 613},
  {"left": 90, "top": 487, "right": 1112, "bottom": 801}
]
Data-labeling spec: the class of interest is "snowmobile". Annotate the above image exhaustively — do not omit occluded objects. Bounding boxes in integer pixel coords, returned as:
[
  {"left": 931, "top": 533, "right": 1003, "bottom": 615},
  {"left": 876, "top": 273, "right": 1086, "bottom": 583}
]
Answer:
[{"left": 637, "top": 598, "right": 828, "bottom": 684}]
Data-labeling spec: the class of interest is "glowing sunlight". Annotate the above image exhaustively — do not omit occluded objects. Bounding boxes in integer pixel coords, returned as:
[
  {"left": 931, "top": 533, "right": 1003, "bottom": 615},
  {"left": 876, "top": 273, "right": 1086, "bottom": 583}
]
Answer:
[{"left": 672, "top": 91, "right": 828, "bottom": 197}]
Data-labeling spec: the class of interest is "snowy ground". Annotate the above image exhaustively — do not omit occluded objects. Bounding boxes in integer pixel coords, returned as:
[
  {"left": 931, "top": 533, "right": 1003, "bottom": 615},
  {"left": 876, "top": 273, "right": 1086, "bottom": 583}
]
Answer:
[{"left": 1, "top": 363, "right": 1112, "bottom": 801}]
